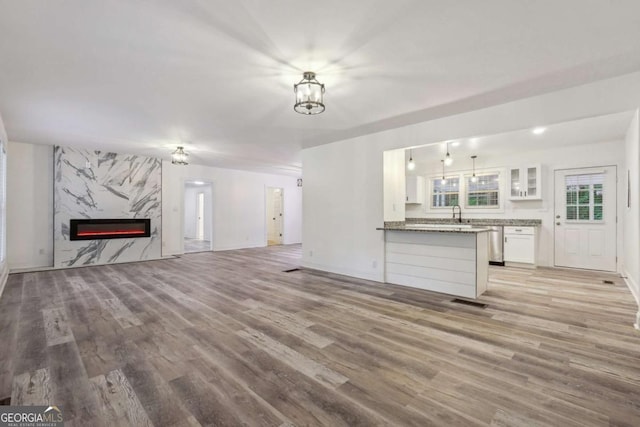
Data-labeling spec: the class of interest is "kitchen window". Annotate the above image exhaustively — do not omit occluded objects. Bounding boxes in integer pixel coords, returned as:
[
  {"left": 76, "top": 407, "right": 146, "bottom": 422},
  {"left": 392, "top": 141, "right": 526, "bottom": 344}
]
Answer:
[
  {"left": 466, "top": 173, "right": 500, "bottom": 208},
  {"left": 431, "top": 177, "right": 459, "bottom": 208}
]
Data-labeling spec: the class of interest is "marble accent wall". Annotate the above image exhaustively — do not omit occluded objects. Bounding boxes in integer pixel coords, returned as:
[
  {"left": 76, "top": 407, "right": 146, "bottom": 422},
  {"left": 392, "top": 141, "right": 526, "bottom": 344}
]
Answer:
[{"left": 54, "top": 146, "right": 161, "bottom": 267}]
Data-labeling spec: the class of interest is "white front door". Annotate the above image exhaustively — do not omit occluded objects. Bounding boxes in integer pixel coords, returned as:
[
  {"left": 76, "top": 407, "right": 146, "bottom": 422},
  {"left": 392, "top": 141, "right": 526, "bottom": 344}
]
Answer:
[{"left": 554, "top": 166, "right": 616, "bottom": 271}]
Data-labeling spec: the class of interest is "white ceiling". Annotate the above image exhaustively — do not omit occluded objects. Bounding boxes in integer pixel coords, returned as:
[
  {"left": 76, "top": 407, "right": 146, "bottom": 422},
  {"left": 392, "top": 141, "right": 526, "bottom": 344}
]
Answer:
[
  {"left": 1, "top": 1, "right": 640, "bottom": 175},
  {"left": 406, "top": 110, "right": 635, "bottom": 170}
]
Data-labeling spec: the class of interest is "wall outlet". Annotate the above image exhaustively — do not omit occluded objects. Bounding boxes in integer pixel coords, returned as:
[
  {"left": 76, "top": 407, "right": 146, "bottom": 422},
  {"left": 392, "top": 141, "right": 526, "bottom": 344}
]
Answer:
[
  {"left": 372, "top": 260, "right": 377, "bottom": 268},
  {"left": 308, "top": 250, "right": 313, "bottom": 257},
  {"left": 85, "top": 161, "right": 91, "bottom": 169},
  {"left": 38, "top": 248, "right": 45, "bottom": 255}
]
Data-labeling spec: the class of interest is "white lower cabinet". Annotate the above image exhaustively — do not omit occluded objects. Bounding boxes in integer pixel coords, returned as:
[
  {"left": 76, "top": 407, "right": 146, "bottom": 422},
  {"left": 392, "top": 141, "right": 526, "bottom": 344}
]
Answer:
[{"left": 504, "top": 226, "right": 536, "bottom": 264}]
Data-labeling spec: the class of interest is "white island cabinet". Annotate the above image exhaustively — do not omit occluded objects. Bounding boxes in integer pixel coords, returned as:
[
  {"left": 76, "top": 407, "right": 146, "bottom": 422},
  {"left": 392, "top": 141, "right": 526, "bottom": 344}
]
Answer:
[{"left": 381, "top": 226, "right": 490, "bottom": 299}]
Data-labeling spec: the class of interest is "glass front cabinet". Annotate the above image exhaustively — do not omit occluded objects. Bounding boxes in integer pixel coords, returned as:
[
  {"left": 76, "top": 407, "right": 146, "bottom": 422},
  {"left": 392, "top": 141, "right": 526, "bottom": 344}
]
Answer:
[{"left": 509, "top": 164, "right": 542, "bottom": 200}]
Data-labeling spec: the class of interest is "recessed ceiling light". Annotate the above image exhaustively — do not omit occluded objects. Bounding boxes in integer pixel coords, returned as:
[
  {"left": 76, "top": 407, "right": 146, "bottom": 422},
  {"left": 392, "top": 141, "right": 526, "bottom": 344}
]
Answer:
[
  {"left": 451, "top": 141, "right": 460, "bottom": 147},
  {"left": 192, "top": 181, "right": 205, "bottom": 185},
  {"left": 532, "top": 127, "right": 546, "bottom": 135}
]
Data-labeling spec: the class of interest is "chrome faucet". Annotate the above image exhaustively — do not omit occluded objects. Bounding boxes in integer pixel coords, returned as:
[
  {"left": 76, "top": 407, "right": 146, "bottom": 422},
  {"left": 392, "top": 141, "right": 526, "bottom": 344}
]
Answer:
[{"left": 452, "top": 205, "right": 462, "bottom": 223}]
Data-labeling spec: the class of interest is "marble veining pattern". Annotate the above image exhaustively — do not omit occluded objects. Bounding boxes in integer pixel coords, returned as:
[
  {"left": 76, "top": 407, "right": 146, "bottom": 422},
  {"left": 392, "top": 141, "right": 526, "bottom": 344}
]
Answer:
[{"left": 54, "top": 146, "right": 161, "bottom": 267}]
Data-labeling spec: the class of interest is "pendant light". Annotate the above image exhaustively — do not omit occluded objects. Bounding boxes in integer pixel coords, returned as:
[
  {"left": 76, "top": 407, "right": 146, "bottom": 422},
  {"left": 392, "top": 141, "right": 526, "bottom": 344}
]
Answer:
[
  {"left": 444, "top": 142, "right": 453, "bottom": 166},
  {"left": 171, "top": 146, "right": 188, "bottom": 165},
  {"left": 294, "top": 71, "right": 325, "bottom": 115},
  {"left": 470, "top": 155, "right": 478, "bottom": 183},
  {"left": 407, "top": 149, "right": 416, "bottom": 171},
  {"left": 440, "top": 159, "right": 446, "bottom": 184}
]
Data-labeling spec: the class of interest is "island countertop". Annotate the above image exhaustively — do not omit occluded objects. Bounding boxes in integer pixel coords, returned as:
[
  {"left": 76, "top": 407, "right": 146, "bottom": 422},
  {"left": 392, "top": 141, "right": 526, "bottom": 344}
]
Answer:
[{"left": 377, "top": 225, "right": 492, "bottom": 233}]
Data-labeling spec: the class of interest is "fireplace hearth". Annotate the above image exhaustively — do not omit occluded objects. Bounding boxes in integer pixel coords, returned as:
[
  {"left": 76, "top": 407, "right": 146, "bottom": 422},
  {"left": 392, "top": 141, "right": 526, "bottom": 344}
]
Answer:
[{"left": 70, "top": 219, "right": 151, "bottom": 240}]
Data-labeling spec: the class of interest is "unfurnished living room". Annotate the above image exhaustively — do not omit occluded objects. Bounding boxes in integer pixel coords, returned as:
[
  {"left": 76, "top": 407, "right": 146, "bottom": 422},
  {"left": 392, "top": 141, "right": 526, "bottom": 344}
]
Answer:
[{"left": 1, "top": 1, "right": 640, "bottom": 426}]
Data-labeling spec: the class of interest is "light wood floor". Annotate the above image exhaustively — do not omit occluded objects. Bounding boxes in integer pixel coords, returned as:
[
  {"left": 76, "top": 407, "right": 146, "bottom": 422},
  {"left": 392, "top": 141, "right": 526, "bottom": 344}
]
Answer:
[{"left": 1, "top": 244, "right": 639, "bottom": 426}]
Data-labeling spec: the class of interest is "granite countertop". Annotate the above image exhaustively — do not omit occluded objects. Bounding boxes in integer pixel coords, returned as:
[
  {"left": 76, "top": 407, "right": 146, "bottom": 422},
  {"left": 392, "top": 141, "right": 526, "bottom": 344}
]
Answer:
[
  {"left": 377, "top": 225, "right": 491, "bottom": 234},
  {"left": 405, "top": 218, "right": 542, "bottom": 227}
]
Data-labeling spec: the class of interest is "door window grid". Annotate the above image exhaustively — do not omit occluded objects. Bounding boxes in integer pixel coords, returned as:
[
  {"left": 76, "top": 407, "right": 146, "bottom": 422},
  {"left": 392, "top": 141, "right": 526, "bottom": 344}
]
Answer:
[
  {"left": 565, "top": 174, "right": 604, "bottom": 222},
  {"left": 431, "top": 177, "right": 459, "bottom": 208}
]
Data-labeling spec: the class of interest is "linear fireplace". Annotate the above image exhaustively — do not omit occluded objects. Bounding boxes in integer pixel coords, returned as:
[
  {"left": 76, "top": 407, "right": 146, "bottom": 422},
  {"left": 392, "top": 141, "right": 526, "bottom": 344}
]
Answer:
[{"left": 70, "top": 219, "right": 151, "bottom": 241}]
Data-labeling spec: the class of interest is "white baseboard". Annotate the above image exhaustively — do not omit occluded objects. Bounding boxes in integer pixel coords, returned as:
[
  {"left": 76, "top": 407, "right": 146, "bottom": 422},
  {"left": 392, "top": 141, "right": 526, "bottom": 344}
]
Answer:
[
  {"left": 212, "top": 243, "right": 266, "bottom": 252},
  {"left": 622, "top": 269, "right": 640, "bottom": 330}
]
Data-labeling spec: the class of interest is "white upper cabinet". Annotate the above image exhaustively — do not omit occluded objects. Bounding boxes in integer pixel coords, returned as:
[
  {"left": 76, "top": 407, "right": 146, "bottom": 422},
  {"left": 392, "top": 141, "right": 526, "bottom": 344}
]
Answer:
[
  {"left": 508, "top": 164, "right": 542, "bottom": 200},
  {"left": 406, "top": 175, "right": 425, "bottom": 204}
]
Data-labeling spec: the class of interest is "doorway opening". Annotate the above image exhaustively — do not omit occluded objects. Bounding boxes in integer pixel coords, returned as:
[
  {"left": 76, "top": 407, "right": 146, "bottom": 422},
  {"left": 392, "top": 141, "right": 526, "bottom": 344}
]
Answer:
[
  {"left": 266, "top": 187, "right": 284, "bottom": 246},
  {"left": 184, "top": 181, "right": 213, "bottom": 253},
  {"left": 554, "top": 166, "right": 617, "bottom": 271}
]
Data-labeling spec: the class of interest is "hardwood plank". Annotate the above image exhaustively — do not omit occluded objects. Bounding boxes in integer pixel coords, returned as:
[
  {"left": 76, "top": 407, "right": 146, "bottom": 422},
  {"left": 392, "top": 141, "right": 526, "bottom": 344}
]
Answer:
[
  {"left": 89, "top": 369, "right": 153, "bottom": 427},
  {"left": 236, "top": 327, "right": 348, "bottom": 389},
  {"left": 42, "top": 306, "right": 75, "bottom": 346},
  {"left": 1, "top": 244, "right": 639, "bottom": 425},
  {"left": 11, "top": 368, "right": 53, "bottom": 405}
]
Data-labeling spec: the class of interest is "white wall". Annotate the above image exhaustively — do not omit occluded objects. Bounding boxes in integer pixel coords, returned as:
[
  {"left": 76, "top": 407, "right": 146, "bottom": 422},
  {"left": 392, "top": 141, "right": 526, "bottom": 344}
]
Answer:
[
  {"left": 302, "top": 136, "right": 386, "bottom": 281},
  {"left": 162, "top": 161, "right": 302, "bottom": 255},
  {"left": 0, "top": 114, "right": 8, "bottom": 296},
  {"left": 623, "top": 110, "right": 640, "bottom": 326},
  {"left": 6, "top": 141, "right": 54, "bottom": 270},
  {"left": 302, "top": 71, "right": 640, "bottom": 283},
  {"left": 405, "top": 140, "right": 625, "bottom": 268}
]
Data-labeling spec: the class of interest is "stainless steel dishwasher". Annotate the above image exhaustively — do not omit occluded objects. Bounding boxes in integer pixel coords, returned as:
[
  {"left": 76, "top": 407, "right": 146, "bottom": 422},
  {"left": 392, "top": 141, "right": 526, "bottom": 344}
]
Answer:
[{"left": 488, "top": 226, "right": 504, "bottom": 266}]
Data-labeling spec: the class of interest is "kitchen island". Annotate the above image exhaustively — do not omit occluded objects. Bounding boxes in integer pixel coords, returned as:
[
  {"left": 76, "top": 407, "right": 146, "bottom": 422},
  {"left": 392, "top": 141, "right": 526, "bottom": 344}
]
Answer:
[{"left": 377, "top": 224, "right": 491, "bottom": 299}]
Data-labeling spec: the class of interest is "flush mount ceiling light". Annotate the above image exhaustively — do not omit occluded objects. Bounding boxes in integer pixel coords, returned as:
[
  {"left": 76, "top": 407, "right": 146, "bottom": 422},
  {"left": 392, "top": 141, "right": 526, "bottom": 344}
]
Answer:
[
  {"left": 407, "top": 149, "right": 416, "bottom": 171},
  {"left": 444, "top": 142, "right": 453, "bottom": 166},
  {"left": 532, "top": 127, "right": 547, "bottom": 135},
  {"left": 171, "top": 146, "right": 188, "bottom": 165},
  {"left": 470, "top": 155, "right": 478, "bottom": 183},
  {"left": 294, "top": 71, "right": 325, "bottom": 115},
  {"left": 440, "top": 159, "right": 447, "bottom": 184}
]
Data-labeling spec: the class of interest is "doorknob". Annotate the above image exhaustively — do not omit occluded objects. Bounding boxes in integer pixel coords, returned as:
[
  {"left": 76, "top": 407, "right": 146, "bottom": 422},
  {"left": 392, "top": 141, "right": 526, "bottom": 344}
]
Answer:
[
  {"left": 556, "top": 222, "right": 561, "bottom": 225},
  {"left": 556, "top": 215, "right": 561, "bottom": 219}
]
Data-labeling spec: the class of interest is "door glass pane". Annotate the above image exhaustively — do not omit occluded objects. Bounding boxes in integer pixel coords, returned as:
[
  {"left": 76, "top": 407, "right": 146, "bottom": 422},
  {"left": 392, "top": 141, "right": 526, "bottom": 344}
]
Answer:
[
  {"left": 593, "top": 205, "right": 603, "bottom": 220},
  {"left": 566, "top": 206, "right": 577, "bottom": 220},
  {"left": 578, "top": 206, "right": 590, "bottom": 220},
  {"left": 578, "top": 189, "right": 589, "bottom": 204},
  {"left": 593, "top": 185, "right": 603, "bottom": 204}
]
